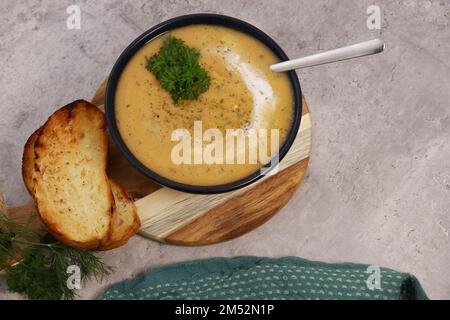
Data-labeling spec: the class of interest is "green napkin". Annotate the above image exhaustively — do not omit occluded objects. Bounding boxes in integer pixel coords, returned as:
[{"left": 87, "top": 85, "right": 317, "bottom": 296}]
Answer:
[{"left": 100, "top": 256, "right": 428, "bottom": 300}]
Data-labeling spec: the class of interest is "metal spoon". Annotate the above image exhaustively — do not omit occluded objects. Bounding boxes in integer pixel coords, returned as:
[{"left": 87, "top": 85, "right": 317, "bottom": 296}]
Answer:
[{"left": 270, "top": 39, "right": 385, "bottom": 72}]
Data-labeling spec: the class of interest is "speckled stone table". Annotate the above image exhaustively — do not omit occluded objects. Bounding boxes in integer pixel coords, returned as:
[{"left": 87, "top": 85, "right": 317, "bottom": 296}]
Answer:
[{"left": 1, "top": 0, "right": 449, "bottom": 299}]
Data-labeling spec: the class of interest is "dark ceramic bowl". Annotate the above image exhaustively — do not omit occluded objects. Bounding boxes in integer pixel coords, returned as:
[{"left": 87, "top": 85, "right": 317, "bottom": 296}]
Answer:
[{"left": 105, "top": 13, "right": 302, "bottom": 194}]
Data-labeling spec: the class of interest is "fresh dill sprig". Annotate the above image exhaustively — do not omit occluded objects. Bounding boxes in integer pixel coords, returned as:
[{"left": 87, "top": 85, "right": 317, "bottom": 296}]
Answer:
[
  {"left": 146, "top": 36, "right": 210, "bottom": 105},
  {"left": 0, "top": 211, "right": 113, "bottom": 300}
]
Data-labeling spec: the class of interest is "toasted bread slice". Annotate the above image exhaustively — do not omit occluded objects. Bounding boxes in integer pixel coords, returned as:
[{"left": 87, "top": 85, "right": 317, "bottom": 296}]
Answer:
[
  {"left": 22, "top": 127, "right": 41, "bottom": 195},
  {"left": 23, "top": 142, "right": 140, "bottom": 251},
  {"left": 22, "top": 105, "right": 140, "bottom": 251},
  {"left": 99, "top": 179, "right": 140, "bottom": 250},
  {"left": 23, "top": 135, "right": 140, "bottom": 250},
  {"left": 33, "top": 100, "right": 113, "bottom": 249}
]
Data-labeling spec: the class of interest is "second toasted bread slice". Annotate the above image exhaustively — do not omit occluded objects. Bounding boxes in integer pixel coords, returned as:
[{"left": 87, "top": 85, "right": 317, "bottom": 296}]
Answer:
[
  {"left": 99, "top": 180, "right": 140, "bottom": 250},
  {"left": 33, "top": 100, "right": 113, "bottom": 249},
  {"left": 22, "top": 127, "right": 41, "bottom": 195}
]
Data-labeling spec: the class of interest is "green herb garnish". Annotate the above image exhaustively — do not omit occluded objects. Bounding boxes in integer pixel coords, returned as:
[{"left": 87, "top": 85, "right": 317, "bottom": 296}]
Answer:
[
  {"left": 146, "top": 36, "right": 210, "bottom": 105},
  {"left": 0, "top": 211, "right": 112, "bottom": 300}
]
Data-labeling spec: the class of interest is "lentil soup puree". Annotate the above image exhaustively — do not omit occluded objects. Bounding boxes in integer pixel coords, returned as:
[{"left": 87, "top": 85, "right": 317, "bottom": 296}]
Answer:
[{"left": 115, "top": 24, "right": 294, "bottom": 186}]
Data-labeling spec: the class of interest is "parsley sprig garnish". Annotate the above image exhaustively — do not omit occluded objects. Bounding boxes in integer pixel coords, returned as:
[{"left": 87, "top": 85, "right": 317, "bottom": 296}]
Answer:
[{"left": 146, "top": 36, "right": 210, "bottom": 105}]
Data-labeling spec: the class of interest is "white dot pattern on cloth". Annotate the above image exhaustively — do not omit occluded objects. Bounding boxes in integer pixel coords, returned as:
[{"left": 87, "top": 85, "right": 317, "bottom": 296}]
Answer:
[{"left": 101, "top": 262, "right": 410, "bottom": 300}]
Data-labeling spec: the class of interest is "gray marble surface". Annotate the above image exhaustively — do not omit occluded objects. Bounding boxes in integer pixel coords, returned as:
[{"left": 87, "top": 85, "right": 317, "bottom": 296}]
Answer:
[{"left": 1, "top": 0, "right": 449, "bottom": 299}]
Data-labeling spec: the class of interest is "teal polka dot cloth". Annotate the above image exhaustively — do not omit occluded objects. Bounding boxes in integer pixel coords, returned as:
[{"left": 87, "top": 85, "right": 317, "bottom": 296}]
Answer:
[{"left": 100, "top": 257, "right": 428, "bottom": 300}]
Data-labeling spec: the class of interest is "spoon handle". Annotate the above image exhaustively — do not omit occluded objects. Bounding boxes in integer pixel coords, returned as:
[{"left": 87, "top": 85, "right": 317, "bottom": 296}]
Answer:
[{"left": 270, "top": 39, "right": 385, "bottom": 72}]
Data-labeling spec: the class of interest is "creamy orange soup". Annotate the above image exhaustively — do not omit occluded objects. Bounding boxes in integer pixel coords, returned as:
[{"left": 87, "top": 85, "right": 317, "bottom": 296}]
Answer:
[{"left": 115, "top": 25, "right": 294, "bottom": 186}]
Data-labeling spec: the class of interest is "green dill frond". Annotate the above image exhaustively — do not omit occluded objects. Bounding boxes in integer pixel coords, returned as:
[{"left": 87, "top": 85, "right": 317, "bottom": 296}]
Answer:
[{"left": 0, "top": 211, "right": 113, "bottom": 300}]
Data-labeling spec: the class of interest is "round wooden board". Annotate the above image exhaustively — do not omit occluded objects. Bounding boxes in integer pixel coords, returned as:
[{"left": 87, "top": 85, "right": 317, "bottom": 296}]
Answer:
[{"left": 93, "top": 79, "right": 312, "bottom": 246}]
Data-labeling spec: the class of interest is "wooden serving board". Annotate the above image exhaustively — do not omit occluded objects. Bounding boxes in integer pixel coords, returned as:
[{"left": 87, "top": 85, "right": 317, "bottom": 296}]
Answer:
[{"left": 6, "top": 80, "right": 312, "bottom": 246}]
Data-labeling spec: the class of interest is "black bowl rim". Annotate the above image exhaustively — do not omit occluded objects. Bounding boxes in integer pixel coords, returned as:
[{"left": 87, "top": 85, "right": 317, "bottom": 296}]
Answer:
[{"left": 105, "top": 13, "right": 302, "bottom": 194}]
